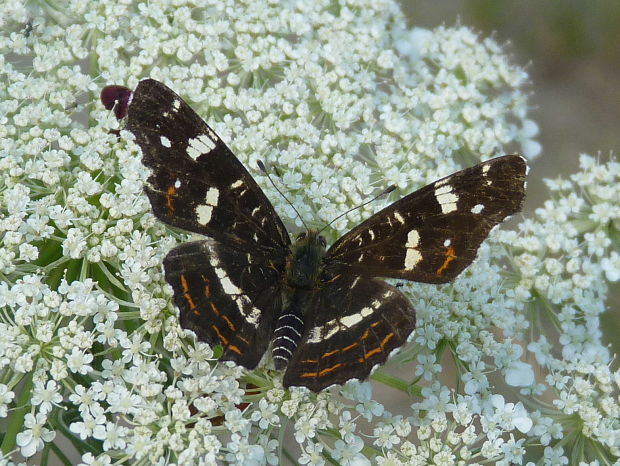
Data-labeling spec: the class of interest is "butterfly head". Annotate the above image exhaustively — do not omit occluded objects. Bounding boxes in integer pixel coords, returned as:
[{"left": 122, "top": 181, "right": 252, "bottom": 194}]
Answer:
[{"left": 286, "top": 230, "right": 327, "bottom": 289}]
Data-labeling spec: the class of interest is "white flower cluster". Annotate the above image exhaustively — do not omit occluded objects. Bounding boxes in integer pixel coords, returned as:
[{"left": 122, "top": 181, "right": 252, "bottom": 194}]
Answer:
[
  {"left": 0, "top": 0, "right": 616, "bottom": 464},
  {"left": 494, "top": 154, "right": 620, "bottom": 460}
]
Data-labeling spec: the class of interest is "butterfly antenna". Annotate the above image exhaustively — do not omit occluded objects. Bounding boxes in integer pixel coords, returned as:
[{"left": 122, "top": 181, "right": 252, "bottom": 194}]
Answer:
[
  {"left": 257, "top": 160, "right": 309, "bottom": 230},
  {"left": 317, "top": 184, "right": 396, "bottom": 235}
]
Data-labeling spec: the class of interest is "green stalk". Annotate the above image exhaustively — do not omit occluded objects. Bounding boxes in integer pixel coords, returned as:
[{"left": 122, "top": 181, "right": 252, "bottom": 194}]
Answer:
[
  {"left": 1, "top": 373, "right": 33, "bottom": 455},
  {"left": 370, "top": 371, "right": 409, "bottom": 393}
]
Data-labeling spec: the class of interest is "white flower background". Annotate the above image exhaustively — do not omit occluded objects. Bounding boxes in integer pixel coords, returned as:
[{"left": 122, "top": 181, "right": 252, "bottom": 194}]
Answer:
[{"left": 0, "top": 0, "right": 618, "bottom": 465}]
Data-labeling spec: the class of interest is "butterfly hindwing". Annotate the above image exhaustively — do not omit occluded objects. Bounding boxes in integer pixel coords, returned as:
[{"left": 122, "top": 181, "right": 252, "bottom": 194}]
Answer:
[
  {"left": 126, "top": 79, "right": 290, "bottom": 253},
  {"left": 325, "top": 155, "right": 527, "bottom": 284},
  {"left": 283, "top": 276, "right": 415, "bottom": 391},
  {"left": 164, "top": 240, "right": 285, "bottom": 368}
]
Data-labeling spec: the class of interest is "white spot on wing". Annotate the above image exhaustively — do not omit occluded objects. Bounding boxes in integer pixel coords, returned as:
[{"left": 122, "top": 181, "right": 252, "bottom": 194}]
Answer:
[
  {"left": 444, "top": 239, "right": 451, "bottom": 247},
  {"left": 195, "top": 188, "right": 219, "bottom": 225},
  {"left": 205, "top": 187, "right": 219, "bottom": 206},
  {"left": 339, "top": 307, "right": 373, "bottom": 328},
  {"left": 471, "top": 204, "right": 484, "bottom": 214},
  {"left": 482, "top": 163, "right": 493, "bottom": 185},
  {"left": 231, "top": 179, "right": 243, "bottom": 189},
  {"left": 308, "top": 327, "right": 322, "bottom": 343},
  {"left": 406, "top": 229, "right": 420, "bottom": 248},
  {"left": 404, "top": 248, "right": 422, "bottom": 270},
  {"left": 205, "top": 127, "right": 219, "bottom": 143},
  {"left": 307, "top": 301, "right": 380, "bottom": 343},
  {"left": 394, "top": 211, "right": 405, "bottom": 224},
  {"left": 220, "top": 275, "right": 242, "bottom": 295},
  {"left": 172, "top": 99, "right": 181, "bottom": 112},
  {"left": 187, "top": 134, "right": 216, "bottom": 160},
  {"left": 435, "top": 184, "right": 458, "bottom": 214},
  {"left": 207, "top": 249, "right": 262, "bottom": 327},
  {"left": 160, "top": 135, "right": 171, "bottom": 147},
  {"left": 196, "top": 205, "right": 213, "bottom": 225},
  {"left": 174, "top": 179, "right": 181, "bottom": 188},
  {"left": 404, "top": 229, "right": 422, "bottom": 270}
]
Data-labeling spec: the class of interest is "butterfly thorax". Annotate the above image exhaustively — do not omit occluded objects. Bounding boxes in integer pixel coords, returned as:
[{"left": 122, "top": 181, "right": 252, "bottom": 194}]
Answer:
[
  {"left": 285, "top": 230, "right": 327, "bottom": 289},
  {"left": 272, "top": 230, "right": 327, "bottom": 369}
]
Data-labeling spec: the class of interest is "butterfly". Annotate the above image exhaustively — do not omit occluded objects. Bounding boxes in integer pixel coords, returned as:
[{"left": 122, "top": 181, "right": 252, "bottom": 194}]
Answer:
[{"left": 101, "top": 79, "right": 527, "bottom": 391}]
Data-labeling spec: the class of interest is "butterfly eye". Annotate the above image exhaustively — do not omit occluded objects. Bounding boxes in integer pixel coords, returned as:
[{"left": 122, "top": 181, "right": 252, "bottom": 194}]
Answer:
[
  {"left": 318, "top": 236, "right": 326, "bottom": 247},
  {"left": 297, "top": 232, "right": 307, "bottom": 240}
]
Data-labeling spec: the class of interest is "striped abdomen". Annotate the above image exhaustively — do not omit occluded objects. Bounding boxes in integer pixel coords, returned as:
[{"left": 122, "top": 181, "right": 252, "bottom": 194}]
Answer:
[{"left": 272, "top": 293, "right": 307, "bottom": 370}]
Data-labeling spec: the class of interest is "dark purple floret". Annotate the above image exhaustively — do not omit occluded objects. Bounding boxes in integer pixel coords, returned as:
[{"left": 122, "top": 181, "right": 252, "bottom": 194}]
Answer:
[{"left": 100, "top": 85, "right": 133, "bottom": 120}]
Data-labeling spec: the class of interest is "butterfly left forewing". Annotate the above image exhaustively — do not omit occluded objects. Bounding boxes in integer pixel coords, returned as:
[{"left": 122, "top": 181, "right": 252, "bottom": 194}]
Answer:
[
  {"left": 325, "top": 155, "right": 527, "bottom": 283},
  {"left": 284, "top": 276, "right": 415, "bottom": 391},
  {"left": 123, "top": 79, "right": 290, "bottom": 253}
]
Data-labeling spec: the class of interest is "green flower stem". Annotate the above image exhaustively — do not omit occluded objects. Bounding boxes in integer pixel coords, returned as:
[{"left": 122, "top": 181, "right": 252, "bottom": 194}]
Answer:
[
  {"left": 48, "top": 440, "right": 73, "bottom": 466},
  {"left": 96, "top": 261, "right": 129, "bottom": 291},
  {"left": 370, "top": 371, "right": 410, "bottom": 393},
  {"left": 1, "top": 372, "right": 33, "bottom": 455},
  {"left": 53, "top": 408, "right": 100, "bottom": 457}
]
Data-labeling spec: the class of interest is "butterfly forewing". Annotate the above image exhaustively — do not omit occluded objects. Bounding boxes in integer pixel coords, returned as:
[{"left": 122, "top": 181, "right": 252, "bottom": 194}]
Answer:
[
  {"left": 324, "top": 155, "right": 527, "bottom": 284},
  {"left": 127, "top": 79, "right": 290, "bottom": 253},
  {"left": 284, "top": 276, "right": 416, "bottom": 391}
]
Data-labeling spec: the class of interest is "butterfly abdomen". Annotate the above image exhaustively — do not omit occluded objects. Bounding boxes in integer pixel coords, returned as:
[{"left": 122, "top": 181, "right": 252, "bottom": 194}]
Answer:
[{"left": 272, "top": 291, "right": 309, "bottom": 370}]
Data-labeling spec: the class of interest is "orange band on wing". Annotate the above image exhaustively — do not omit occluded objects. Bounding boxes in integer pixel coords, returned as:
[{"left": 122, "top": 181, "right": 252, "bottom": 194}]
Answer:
[
  {"left": 358, "top": 332, "right": 395, "bottom": 362},
  {"left": 180, "top": 274, "right": 197, "bottom": 310},
  {"left": 436, "top": 246, "right": 456, "bottom": 276},
  {"left": 211, "top": 324, "right": 228, "bottom": 345},
  {"left": 166, "top": 185, "right": 176, "bottom": 213},
  {"left": 301, "top": 362, "right": 344, "bottom": 378}
]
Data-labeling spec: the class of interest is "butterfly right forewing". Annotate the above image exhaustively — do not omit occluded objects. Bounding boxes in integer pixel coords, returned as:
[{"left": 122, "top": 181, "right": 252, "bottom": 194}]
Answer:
[{"left": 325, "top": 155, "right": 527, "bottom": 283}]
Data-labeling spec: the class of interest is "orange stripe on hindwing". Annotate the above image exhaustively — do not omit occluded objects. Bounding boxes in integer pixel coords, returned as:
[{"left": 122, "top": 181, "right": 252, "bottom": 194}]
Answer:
[
  {"left": 211, "top": 325, "right": 243, "bottom": 355},
  {"left": 301, "top": 362, "right": 344, "bottom": 378},
  {"left": 358, "top": 332, "right": 395, "bottom": 363},
  {"left": 201, "top": 274, "right": 211, "bottom": 297},
  {"left": 211, "top": 325, "right": 228, "bottom": 345},
  {"left": 180, "top": 274, "right": 197, "bottom": 311},
  {"left": 222, "top": 314, "right": 236, "bottom": 332},
  {"left": 342, "top": 342, "right": 358, "bottom": 352},
  {"left": 320, "top": 341, "right": 359, "bottom": 360},
  {"left": 321, "top": 349, "right": 340, "bottom": 359}
]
